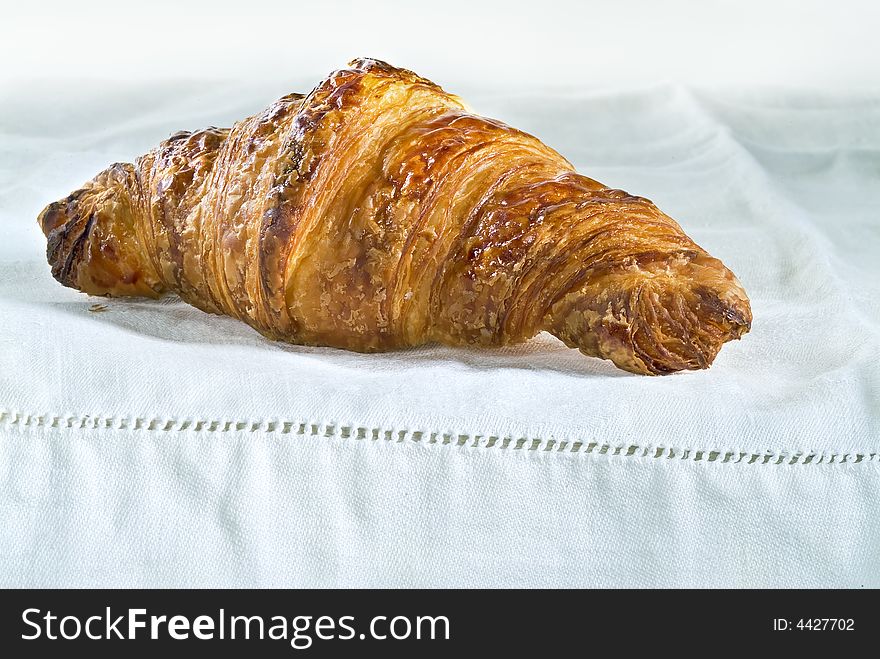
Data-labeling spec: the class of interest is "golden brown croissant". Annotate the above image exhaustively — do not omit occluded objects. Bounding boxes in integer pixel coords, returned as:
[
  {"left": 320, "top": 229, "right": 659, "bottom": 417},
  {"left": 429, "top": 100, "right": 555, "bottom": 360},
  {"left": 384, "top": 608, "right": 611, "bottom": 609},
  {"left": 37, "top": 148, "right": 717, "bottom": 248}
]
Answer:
[{"left": 38, "top": 59, "right": 750, "bottom": 375}]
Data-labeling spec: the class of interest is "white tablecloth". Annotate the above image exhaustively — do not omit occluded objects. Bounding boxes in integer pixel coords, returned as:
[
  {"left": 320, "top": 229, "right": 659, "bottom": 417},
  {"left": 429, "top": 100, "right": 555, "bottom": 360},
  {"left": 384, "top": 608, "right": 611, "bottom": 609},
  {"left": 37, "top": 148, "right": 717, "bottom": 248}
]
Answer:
[{"left": 1, "top": 80, "right": 878, "bottom": 587}]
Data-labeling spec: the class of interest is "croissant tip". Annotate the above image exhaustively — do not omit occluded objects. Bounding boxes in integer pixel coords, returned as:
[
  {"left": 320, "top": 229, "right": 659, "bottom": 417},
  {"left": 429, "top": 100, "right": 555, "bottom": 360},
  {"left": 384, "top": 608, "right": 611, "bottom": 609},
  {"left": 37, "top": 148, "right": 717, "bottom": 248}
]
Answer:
[
  {"left": 726, "top": 304, "right": 752, "bottom": 334},
  {"left": 37, "top": 200, "right": 65, "bottom": 237},
  {"left": 635, "top": 284, "right": 751, "bottom": 376}
]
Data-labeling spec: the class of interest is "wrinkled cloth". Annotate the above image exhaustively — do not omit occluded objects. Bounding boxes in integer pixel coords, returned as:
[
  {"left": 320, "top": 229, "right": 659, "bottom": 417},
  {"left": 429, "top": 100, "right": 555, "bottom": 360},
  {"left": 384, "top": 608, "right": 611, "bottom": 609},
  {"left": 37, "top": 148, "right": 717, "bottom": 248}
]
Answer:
[{"left": 1, "top": 81, "right": 879, "bottom": 587}]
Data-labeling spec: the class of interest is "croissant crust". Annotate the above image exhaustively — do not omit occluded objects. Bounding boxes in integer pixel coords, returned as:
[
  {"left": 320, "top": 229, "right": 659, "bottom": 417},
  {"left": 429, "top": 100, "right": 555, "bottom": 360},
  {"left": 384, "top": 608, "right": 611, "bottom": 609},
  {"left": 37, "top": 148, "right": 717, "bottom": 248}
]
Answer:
[{"left": 38, "top": 59, "right": 751, "bottom": 375}]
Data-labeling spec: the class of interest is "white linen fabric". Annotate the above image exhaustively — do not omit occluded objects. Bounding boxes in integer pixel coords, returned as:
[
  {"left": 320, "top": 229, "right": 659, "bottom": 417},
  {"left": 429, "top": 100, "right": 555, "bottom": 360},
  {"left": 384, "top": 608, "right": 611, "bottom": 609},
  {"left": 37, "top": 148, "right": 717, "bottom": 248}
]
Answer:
[{"left": 1, "top": 80, "right": 878, "bottom": 587}]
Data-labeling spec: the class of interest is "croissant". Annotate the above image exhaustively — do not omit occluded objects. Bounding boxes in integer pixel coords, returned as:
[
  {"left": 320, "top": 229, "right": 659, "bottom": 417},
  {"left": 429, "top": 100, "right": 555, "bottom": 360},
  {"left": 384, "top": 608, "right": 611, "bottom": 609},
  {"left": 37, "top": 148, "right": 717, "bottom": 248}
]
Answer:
[{"left": 38, "top": 58, "right": 750, "bottom": 375}]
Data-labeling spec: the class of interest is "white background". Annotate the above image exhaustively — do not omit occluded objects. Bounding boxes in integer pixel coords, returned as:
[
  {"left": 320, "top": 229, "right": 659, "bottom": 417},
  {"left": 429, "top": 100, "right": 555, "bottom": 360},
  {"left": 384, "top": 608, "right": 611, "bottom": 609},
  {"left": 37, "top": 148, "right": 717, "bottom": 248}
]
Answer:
[{"left": 2, "top": 0, "right": 878, "bottom": 89}]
